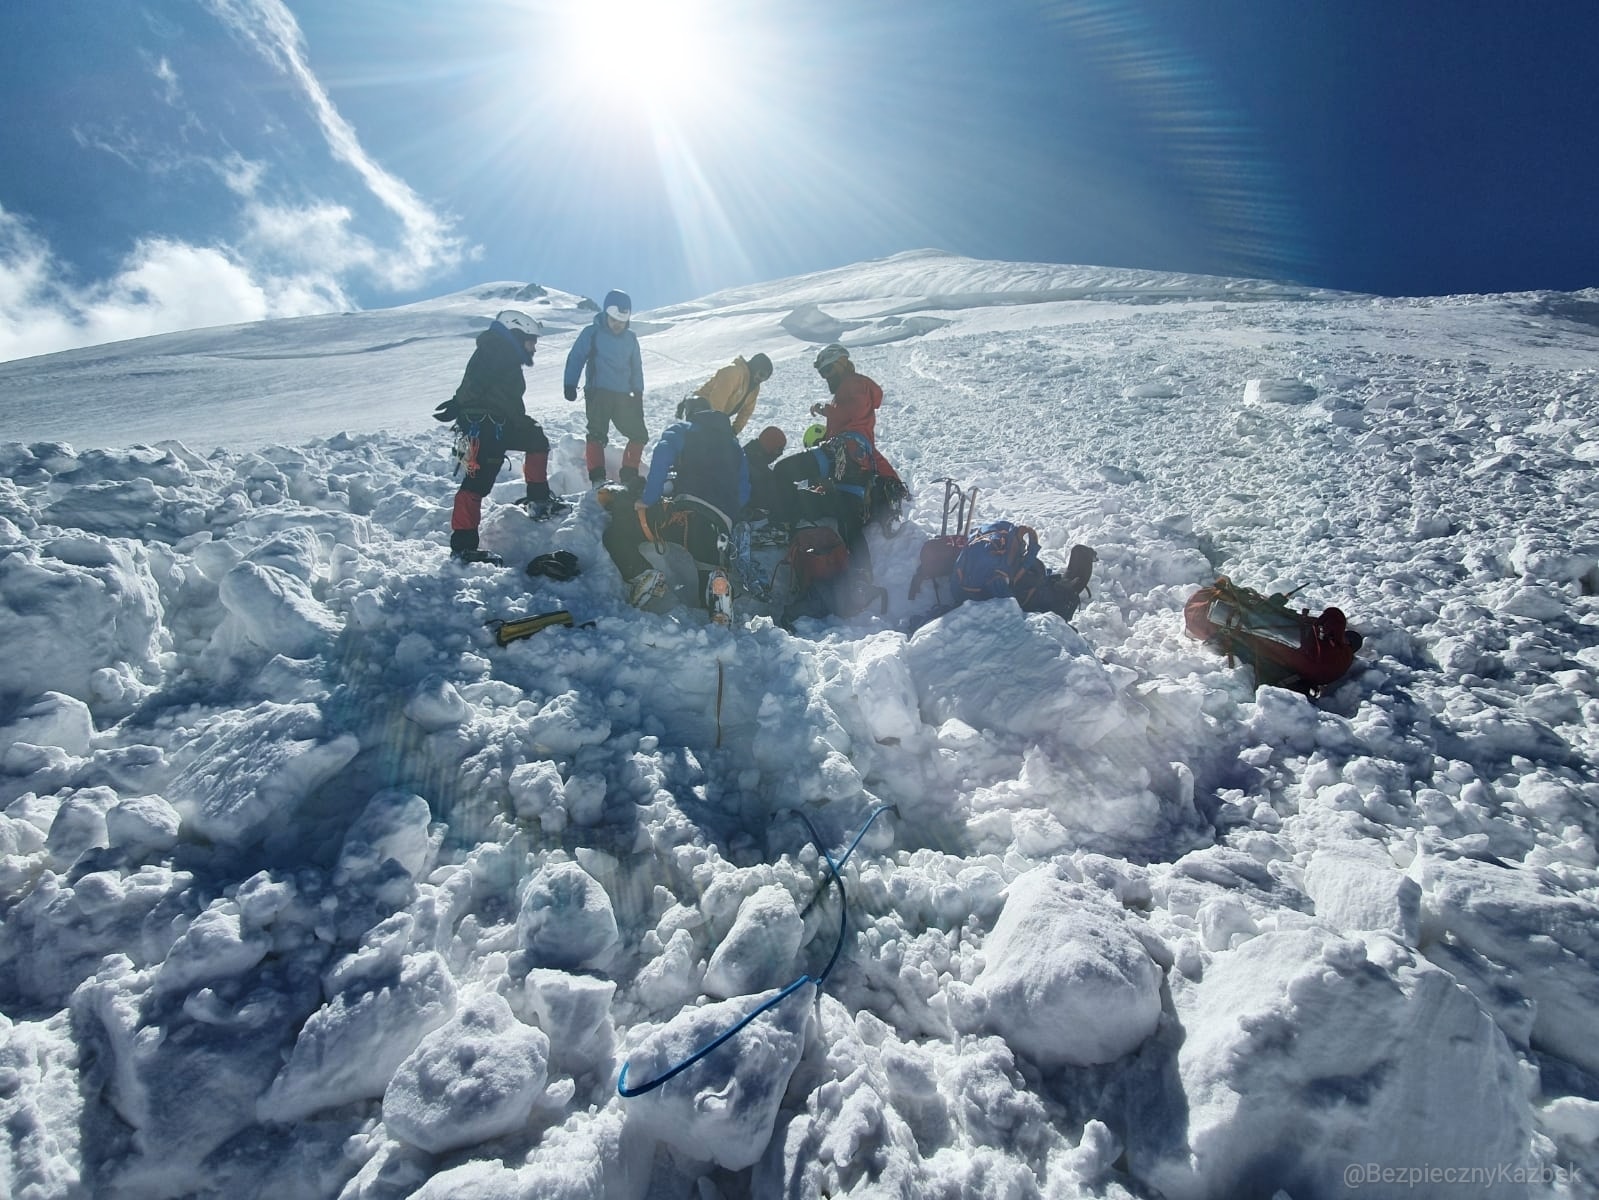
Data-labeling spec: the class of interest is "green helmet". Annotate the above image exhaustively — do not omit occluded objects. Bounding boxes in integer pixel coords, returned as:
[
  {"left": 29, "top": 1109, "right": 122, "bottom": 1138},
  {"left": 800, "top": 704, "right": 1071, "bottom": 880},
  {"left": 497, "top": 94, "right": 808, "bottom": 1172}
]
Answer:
[{"left": 803, "top": 423, "right": 827, "bottom": 449}]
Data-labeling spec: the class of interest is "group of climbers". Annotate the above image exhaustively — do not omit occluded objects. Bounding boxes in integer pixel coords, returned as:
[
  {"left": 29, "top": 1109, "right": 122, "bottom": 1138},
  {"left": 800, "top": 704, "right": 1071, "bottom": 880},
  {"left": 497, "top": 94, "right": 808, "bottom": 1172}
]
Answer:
[
  {"left": 434, "top": 299, "right": 1093, "bottom": 635},
  {"left": 434, "top": 295, "right": 1359, "bottom": 690},
  {"left": 437, "top": 293, "right": 648, "bottom": 563},
  {"left": 437, "top": 296, "right": 775, "bottom": 571},
  {"left": 434, "top": 299, "right": 897, "bottom": 622},
  {"left": 598, "top": 342, "right": 888, "bottom": 624}
]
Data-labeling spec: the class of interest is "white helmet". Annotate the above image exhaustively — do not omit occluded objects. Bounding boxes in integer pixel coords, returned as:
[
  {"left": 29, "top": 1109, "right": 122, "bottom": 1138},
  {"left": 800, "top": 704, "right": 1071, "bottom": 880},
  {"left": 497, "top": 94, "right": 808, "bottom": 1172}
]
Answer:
[
  {"left": 813, "top": 343, "right": 849, "bottom": 372},
  {"left": 497, "top": 310, "right": 543, "bottom": 338}
]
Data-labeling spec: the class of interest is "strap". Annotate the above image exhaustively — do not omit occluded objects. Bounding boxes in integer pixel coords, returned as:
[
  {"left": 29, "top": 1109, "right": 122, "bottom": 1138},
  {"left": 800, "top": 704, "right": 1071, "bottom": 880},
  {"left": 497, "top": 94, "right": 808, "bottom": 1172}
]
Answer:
[
  {"left": 673, "top": 493, "right": 734, "bottom": 532},
  {"left": 1022, "top": 526, "right": 1039, "bottom": 560}
]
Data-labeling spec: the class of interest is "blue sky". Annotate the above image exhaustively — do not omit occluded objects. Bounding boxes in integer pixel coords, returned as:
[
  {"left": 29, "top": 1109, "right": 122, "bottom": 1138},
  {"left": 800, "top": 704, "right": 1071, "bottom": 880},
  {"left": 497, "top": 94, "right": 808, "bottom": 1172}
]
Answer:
[{"left": 2, "top": 0, "right": 1597, "bottom": 362}]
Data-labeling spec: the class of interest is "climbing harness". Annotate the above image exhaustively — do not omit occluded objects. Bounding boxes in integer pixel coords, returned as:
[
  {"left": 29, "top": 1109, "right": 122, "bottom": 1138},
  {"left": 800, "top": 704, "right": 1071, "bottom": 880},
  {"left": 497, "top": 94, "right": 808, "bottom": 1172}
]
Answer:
[{"left": 451, "top": 413, "right": 505, "bottom": 479}]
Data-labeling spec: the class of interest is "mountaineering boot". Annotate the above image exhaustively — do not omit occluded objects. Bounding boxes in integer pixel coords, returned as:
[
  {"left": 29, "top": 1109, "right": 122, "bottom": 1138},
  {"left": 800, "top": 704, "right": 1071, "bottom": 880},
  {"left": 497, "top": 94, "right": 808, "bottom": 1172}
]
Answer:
[
  {"left": 1064, "top": 544, "right": 1097, "bottom": 595},
  {"left": 526, "top": 551, "right": 581, "bottom": 581},
  {"left": 627, "top": 568, "right": 668, "bottom": 607},
  {"left": 516, "top": 483, "right": 572, "bottom": 521},
  {"left": 706, "top": 569, "right": 733, "bottom": 626},
  {"left": 450, "top": 528, "right": 503, "bottom": 567},
  {"left": 588, "top": 465, "right": 609, "bottom": 486},
  {"left": 1051, "top": 544, "right": 1097, "bottom": 621},
  {"left": 619, "top": 465, "right": 643, "bottom": 495}
]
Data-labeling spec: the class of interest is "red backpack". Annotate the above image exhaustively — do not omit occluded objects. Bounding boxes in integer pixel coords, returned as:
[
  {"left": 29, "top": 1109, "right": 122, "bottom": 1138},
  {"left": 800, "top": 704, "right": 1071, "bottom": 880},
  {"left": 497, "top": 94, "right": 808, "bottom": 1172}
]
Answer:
[
  {"left": 908, "top": 479, "right": 978, "bottom": 606},
  {"left": 771, "top": 525, "right": 887, "bottom": 623},
  {"left": 1184, "top": 576, "right": 1361, "bottom": 692},
  {"left": 783, "top": 526, "right": 849, "bottom": 590}
]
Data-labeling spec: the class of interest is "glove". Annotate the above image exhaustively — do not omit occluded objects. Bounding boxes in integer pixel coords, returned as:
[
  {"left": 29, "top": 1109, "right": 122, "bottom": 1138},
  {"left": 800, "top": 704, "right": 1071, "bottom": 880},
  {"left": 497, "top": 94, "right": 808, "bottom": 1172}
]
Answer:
[
  {"left": 432, "top": 400, "right": 459, "bottom": 423},
  {"left": 564, "top": 384, "right": 578, "bottom": 402}
]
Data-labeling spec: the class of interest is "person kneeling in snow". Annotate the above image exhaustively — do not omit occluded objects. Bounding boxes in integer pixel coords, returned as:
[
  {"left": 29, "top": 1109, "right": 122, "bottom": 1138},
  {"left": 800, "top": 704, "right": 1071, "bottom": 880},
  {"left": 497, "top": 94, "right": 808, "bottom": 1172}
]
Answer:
[
  {"left": 603, "top": 395, "right": 750, "bottom": 621},
  {"left": 742, "top": 425, "right": 788, "bottom": 520},
  {"left": 434, "top": 309, "right": 567, "bottom": 565}
]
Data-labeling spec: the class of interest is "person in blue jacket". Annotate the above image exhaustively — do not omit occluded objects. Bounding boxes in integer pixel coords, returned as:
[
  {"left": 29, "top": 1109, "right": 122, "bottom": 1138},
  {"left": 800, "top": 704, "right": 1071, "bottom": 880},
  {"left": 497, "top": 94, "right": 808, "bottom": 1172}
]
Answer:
[
  {"left": 564, "top": 289, "right": 647, "bottom": 488},
  {"left": 603, "top": 394, "right": 750, "bottom": 621}
]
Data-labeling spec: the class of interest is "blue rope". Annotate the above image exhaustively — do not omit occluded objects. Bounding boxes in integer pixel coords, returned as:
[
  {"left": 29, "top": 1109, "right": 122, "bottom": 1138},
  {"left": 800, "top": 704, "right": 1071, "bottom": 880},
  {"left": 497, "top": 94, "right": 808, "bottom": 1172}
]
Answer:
[{"left": 617, "top": 803, "right": 896, "bottom": 1098}]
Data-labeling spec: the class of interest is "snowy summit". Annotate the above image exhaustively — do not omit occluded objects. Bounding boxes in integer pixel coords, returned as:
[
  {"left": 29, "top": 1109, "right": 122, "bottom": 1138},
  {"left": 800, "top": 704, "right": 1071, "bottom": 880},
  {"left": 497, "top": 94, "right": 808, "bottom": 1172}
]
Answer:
[{"left": 1, "top": 250, "right": 1597, "bottom": 1199}]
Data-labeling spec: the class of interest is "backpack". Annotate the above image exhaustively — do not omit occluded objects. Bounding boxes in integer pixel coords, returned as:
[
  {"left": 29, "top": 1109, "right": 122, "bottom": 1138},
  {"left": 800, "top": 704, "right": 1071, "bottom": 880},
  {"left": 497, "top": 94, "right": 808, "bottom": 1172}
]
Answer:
[
  {"left": 909, "top": 479, "right": 978, "bottom": 605},
  {"left": 784, "top": 525, "right": 849, "bottom": 589},
  {"left": 952, "top": 520, "right": 1048, "bottom": 607},
  {"left": 1183, "top": 576, "right": 1361, "bottom": 693},
  {"left": 771, "top": 525, "right": 887, "bottom": 623}
]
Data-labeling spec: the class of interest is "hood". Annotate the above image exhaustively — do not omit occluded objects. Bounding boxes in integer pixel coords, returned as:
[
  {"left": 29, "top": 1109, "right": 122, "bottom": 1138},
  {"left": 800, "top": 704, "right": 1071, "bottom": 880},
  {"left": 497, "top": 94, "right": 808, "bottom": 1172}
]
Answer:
[{"left": 487, "top": 320, "right": 533, "bottom": 366}]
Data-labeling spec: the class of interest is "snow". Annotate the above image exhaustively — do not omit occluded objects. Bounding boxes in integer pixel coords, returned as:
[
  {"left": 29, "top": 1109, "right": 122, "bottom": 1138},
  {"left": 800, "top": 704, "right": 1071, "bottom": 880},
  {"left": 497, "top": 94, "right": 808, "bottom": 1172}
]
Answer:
[
  {"left": 0, "top": 250, "right": 1597, "bottom": 1198},
  {"left": 971, "top": 869, "right": 1163, "bottom": 1067}
]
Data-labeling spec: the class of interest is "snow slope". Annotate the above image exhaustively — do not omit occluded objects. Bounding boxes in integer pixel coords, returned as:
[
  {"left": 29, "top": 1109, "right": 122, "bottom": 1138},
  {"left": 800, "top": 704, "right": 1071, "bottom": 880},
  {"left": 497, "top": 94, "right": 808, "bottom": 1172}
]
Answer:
[{"left": 1, "top": 250, "right": 1597, "bottom": 1199}]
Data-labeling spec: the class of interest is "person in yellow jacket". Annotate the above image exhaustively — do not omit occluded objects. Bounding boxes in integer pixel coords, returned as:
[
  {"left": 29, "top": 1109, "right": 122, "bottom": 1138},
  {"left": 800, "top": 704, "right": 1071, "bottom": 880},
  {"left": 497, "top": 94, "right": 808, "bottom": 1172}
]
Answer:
[{"left": 691, "top": 352, "right": 773, "bottom": 436}]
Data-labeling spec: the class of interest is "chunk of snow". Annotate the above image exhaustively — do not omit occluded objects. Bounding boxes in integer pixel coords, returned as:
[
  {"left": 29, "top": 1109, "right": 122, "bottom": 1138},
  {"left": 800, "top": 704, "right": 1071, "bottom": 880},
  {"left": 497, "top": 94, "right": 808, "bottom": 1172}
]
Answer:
[
  {"left": 974, "top": 870, "right": 1162, "bottom": 1066},
  {"left": 382, "top": 992, "right": 550, "bottom": 1154}
]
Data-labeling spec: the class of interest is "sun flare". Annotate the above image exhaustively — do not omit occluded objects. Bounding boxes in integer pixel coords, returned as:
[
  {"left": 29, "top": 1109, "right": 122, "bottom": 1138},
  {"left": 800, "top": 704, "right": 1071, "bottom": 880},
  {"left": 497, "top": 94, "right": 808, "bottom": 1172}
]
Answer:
[{"left": 560, "top": 0, "right": 716, "bottom": 116}]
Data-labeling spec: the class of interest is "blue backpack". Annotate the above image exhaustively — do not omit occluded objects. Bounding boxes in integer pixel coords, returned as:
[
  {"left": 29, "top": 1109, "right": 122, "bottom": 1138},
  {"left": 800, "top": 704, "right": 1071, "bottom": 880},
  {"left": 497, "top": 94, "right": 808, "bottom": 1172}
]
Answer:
[{"left": 953, "top": 520, "right": 1047, "bottom": 605}]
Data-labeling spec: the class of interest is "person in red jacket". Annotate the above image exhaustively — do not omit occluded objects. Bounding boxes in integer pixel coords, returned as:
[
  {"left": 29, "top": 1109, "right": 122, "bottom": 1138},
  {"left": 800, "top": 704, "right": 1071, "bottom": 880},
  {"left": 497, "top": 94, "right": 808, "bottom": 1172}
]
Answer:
[{"left": 809, "top": 344, "right": 881, "bottom": 443}]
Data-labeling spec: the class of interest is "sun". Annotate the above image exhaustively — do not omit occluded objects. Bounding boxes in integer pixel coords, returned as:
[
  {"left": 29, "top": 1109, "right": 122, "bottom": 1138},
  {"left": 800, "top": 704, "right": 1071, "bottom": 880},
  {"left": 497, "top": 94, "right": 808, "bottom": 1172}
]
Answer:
[{"left": 559, "top": 0, "right": 717, "bottom": 117}]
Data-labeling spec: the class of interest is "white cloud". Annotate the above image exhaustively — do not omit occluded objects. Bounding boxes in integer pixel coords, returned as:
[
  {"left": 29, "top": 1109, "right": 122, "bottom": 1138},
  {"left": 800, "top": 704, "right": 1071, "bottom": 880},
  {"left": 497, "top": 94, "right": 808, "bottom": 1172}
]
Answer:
[
  {"left": 150, "top": 54, "right": 182, "bottom": 105},
  {"left": 242, "top": 201, "right": 379, "bottom": 275},
  {"left": 200, "top": 0, "right": 466, "bottom": 289},
  {"left": 1, "top": 0, "right": 471, "bottom": 363},
  {"left": 213, "top": 153, "right": 268, "bottom": 197},
  {"left": 0, "top": 205, "right": 350, "bottom": 363}
]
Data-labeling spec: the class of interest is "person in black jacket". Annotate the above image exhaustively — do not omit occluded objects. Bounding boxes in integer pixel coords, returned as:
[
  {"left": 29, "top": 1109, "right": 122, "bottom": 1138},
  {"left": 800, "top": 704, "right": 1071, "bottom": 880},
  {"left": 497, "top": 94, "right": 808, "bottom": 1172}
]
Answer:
[
  {"left": 434, "top": 310, "right": 567, "bottom": 564},
  {"left": 741, "top": 425, "right": 787, "bottom": 519}
]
